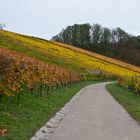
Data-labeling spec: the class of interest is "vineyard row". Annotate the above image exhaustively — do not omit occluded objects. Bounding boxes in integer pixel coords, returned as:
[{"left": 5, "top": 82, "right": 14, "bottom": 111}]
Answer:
[{"left": 0, "top": 48, "right": 82, "bottom": 103}]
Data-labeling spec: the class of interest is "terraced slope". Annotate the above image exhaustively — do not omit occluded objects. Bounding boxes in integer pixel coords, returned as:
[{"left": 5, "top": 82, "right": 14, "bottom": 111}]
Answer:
[{"left": 0, "top": 30, "right": 139, "bottom": 77}]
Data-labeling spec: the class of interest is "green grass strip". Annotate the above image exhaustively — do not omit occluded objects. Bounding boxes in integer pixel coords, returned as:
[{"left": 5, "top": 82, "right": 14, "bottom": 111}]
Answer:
[
  {"left": 106, "top": 83, "right": 140, "bottom": 124},
  {"left": 0, "top": 81, "right": 98, "bottom": 140}
]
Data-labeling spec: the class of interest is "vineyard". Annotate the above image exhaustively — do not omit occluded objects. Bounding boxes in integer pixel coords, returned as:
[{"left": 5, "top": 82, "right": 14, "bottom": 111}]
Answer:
[
  {"left": 0, "top": 47, "right": 82, "bottom": 102},
  {"left": 0, "top": 30, "right": 140, "bottom": 98},
  {"left": 0, "top": 30, "right": 140, "bottom": 99},
  {"left": 0, "top": 30, "right": 140, "bottom": 139},
  {"left": 118, "top": 76, "right": 140, "bottom": 95},
  {"left": 49, "top": 41, "right": 140, "bottom": 73},
  {"left": 0, "top": 30, "right": 140, "bottom": 77}
]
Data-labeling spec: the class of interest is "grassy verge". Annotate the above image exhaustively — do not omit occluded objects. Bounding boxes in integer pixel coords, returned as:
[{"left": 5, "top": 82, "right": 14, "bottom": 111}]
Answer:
[
  {"left": 0, "top": 81, "right": 98, "bottom": 140},
  {"left": 106, "top": 83, "right": 140, "bottom": 123}
]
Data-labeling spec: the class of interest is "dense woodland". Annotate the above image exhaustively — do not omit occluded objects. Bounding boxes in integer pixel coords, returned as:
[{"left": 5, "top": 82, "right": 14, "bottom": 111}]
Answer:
[{"left": 52, "top": 23, "right": 140, "bottom": 66}]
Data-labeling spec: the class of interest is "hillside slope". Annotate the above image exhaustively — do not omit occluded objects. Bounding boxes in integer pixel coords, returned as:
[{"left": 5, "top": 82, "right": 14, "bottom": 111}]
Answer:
[
  {"left": 52, "top": 23, "right": 140, "bottom": 66},
  {"left": 0, "top": 30, "right": 139, "bottom": 77},
  {"left": 48, "top": 41, "right": 140, "bottom": 73}
]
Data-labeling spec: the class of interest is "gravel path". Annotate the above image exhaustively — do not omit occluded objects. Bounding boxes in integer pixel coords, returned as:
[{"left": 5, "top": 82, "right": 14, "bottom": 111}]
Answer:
[{"left": 48, "top": 82, "right": 140, "bottom": 140}]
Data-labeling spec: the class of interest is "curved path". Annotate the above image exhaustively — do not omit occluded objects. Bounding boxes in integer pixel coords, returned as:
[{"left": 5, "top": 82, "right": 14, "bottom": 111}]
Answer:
[{"left": 48, "top": 82, "right": 140, "bottom": 140}]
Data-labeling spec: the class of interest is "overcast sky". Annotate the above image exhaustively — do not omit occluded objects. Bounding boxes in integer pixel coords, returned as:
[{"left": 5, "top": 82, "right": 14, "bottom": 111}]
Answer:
[{"left": 0, "top": 0, "right": 140, "bottom": 39}]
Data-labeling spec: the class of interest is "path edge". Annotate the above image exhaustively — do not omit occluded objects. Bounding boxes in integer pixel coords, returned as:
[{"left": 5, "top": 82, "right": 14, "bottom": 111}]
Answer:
[{"left": 30, "top": 83, "right": 93, "bottom": 140}]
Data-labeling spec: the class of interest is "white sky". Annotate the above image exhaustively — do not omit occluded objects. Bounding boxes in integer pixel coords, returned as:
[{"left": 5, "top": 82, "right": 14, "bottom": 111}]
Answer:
[{"left": 0, "top": 0, "right": 140, "bottom": 39}]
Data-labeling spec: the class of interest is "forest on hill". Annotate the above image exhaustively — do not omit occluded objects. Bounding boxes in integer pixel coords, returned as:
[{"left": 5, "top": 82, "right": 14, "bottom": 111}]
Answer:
[{"left": 52, "top": 23, "right": 140, "bottom": 66}]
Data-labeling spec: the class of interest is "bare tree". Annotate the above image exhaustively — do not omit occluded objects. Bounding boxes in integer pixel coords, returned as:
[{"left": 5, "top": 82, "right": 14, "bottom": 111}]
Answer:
[{"left": 0, "top": 23, "right": 6, "bottom": 30}]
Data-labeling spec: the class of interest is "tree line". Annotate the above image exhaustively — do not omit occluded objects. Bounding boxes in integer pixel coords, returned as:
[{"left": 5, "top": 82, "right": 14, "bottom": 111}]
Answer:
[{"left": 52, "top": 23, "right": 140, "bottom": 66}]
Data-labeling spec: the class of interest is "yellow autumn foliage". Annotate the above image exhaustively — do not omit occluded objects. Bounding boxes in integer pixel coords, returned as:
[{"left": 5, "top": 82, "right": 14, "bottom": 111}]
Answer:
[{"left": 0, "top": 30, "right": 139, "bottom": 78}]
